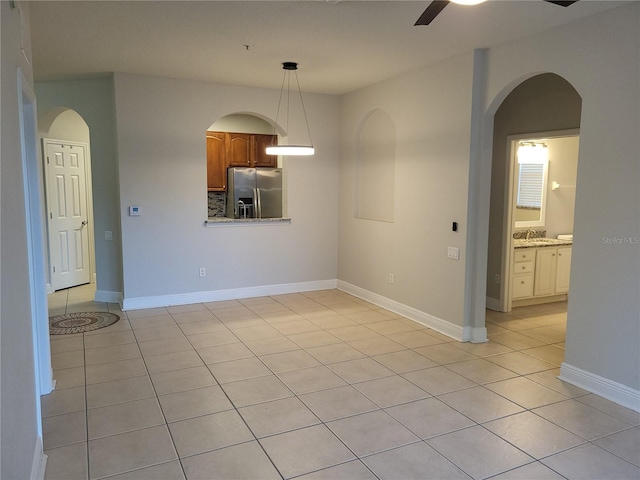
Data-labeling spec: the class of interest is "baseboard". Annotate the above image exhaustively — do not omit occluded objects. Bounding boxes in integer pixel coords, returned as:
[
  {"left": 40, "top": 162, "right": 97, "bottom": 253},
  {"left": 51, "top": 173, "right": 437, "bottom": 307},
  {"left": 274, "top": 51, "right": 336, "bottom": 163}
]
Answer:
[
  {"left": 485, "top": 296, "right": 501, "bottom": 312},
  {"left": 30, "top": 436, "right": 47, "bottom": 480},
  {"left": 121, "top": 279, "right": 338, "bottom": 311},
  {"left": 463, "top": 325, "right": 488, "bottom": 343},
  {"left": 337, "top": 280, "right": 465, "bottom": 342},
  {"left": 95, "top": 290, "right": 123, "bottom": 304},
  {"left": 560, "top": 362, "right": 640, "bottom": 413}
]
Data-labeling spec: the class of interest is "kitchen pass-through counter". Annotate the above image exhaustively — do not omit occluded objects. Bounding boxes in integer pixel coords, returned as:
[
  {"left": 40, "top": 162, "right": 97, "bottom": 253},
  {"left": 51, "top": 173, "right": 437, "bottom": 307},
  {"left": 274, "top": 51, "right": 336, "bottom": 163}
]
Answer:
[{"left": 204, "top": 217, "right": 291, "bottom": 227}]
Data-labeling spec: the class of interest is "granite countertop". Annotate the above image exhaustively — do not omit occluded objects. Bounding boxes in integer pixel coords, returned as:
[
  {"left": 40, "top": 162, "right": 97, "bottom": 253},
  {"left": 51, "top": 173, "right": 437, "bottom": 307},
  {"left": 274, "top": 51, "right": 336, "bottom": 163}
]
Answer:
[
  {"left": 205, "top": 217, "right": 292, "bottom": 227},
  {"left": 514, "top": 238, "right": 573, "bottom": 249}
]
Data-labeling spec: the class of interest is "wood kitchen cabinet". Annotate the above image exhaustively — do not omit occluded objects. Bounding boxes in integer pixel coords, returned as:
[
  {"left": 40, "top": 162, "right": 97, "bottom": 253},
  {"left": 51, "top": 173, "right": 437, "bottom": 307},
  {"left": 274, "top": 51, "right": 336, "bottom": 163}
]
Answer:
[
  {"left": 253, "top": 134, "right": 278, "bottom": 167},
  {"left": 227, "top": 133, "right": 252, "bottom": 167},
  {"left": 206, "top": 131, "right": 277, "bottom": 191},
  {"left": 206, "top": 131, "right": 227, "bottom": 191}
]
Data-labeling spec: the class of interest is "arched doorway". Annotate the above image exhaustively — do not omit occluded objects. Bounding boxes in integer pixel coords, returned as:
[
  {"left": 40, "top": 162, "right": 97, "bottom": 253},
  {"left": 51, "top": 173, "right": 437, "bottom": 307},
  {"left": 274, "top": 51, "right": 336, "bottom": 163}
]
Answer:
[
  {"left": 39, "top": 108, "right": 96, "bottom": 292},
  {"left": 482, "top": 73, "right": 582, "bottom": 364}
]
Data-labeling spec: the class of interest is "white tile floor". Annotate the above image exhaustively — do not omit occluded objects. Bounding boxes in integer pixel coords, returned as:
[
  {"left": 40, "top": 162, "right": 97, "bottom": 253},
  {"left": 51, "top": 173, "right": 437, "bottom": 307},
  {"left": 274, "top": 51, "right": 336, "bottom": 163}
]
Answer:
[{"left": 43, "top": 284, "right": 640, "bottom": 480}]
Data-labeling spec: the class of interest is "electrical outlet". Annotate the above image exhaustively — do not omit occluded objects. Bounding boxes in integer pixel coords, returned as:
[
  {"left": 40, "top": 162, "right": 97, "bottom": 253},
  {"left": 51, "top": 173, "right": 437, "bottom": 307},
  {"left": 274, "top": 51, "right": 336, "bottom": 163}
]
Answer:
[
  {"left": 199, "top": 268, "right": 206, "bottom": 277},
  {"left": 389, "top": 273, "right": 394, "bottom": 284},
  {"left": 495, "top": 274, "right": 500, "bottom": 284},
  {"left": 105, "top": 230, "right": 113, "bottom": 241}
]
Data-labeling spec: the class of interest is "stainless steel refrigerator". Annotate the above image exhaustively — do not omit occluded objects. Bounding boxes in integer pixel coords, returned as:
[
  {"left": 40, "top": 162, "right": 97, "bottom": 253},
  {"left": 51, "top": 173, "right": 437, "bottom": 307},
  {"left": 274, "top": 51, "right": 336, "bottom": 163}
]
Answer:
[{"left": 226, "top": 167, "right": 283, "bottom": 219}]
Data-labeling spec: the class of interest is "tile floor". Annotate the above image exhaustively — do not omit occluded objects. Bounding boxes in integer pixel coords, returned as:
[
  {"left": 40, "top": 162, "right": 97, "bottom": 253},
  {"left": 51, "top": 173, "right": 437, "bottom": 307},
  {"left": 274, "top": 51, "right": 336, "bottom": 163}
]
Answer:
[{"left": 43, "top": 284, "right": 640, "bottom": 480}]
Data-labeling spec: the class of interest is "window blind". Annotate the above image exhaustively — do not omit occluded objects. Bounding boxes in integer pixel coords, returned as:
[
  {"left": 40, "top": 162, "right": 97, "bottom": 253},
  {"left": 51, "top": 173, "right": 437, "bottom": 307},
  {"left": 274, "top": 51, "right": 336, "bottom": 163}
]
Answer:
[{"left": 517, "top": 163, "right": 544, "bottom": 208}]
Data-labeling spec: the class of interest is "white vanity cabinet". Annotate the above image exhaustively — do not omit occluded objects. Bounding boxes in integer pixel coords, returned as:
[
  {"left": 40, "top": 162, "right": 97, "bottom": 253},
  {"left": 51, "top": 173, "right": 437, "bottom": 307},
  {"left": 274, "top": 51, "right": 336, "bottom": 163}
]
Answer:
[
  {"left": 555, "top": 247, "right": 572, "bottom": 293},
  {"left": 512, "top": 244, "right": 572, "bottom": 306},
  {"left": 512, "top": 250, "right": 535, "bottom": 299},
  {"left": 534, "top": 248, "right": 557, "bottom": 296}
]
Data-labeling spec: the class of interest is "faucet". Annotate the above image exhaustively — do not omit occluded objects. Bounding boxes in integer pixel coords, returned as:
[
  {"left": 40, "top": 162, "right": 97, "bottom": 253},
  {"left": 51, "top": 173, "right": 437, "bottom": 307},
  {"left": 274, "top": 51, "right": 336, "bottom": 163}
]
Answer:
[
  {"left": 238, "top": 200, "right": 246, "bottom": 219},
  {"left": 526, "top": 227, "right": 536, "bottom": 241}
]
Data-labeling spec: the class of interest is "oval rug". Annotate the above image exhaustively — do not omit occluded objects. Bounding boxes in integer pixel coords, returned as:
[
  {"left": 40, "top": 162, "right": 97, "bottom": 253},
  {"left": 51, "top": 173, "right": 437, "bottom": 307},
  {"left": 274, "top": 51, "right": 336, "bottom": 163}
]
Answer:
[{"left": 49, "top": 312, "right": 120, "bottom": 335}]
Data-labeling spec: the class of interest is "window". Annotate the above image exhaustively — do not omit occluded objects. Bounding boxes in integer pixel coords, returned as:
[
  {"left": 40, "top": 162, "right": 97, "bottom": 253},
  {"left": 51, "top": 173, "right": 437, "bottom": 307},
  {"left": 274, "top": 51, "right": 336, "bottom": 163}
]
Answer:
[{"left": 516, "top": 163, "right": 544, "bottom": 209}]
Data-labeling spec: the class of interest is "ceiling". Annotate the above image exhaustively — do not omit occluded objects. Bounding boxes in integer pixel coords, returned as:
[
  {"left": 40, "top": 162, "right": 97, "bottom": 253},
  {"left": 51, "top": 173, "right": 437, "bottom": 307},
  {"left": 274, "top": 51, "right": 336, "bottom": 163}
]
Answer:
[{"left": 29, "top": 0, "right": 628, "bottom": 95}]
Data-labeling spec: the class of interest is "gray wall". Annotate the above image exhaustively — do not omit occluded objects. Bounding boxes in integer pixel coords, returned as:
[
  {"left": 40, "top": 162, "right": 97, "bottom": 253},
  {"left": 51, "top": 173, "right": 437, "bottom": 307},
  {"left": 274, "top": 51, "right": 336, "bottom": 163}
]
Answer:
[
  {"left": 1, "top": 2, "right": 41, "bottom": 478},
  {"left": 481, "top": 3, "right": 640, "bottom": 392},
  {"left": 339, "top": 52, "right": 475, "bottom": 330},
  {"left": 35, "top": 77, "right": 123, "bottom": 297},
  {"left": 486, "top": 73, "right": 581, "bottom": 301},
  {"left": 112, "top": 73, "right": 340, "bottom": 303}
]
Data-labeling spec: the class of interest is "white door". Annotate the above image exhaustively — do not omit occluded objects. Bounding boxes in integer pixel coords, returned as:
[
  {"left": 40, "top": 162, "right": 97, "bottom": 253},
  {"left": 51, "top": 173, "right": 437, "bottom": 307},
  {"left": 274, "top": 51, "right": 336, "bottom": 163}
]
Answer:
[{"left": 44, "top": 140, "right": 91, "bottom": 290}]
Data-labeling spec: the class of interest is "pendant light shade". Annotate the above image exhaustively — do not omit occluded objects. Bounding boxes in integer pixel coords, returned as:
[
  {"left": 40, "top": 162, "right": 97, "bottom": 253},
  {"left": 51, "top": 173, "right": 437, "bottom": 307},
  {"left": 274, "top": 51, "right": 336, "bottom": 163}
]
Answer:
[{"left": 268, "top": 62, "right": 314, "bottom": 156}]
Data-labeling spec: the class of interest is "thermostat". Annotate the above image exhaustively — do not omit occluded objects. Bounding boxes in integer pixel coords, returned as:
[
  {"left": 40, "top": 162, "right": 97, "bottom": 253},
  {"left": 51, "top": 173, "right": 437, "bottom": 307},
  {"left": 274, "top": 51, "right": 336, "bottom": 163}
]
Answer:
[{"left": 129, "top": 206, "right": 141, "bottom": 216}]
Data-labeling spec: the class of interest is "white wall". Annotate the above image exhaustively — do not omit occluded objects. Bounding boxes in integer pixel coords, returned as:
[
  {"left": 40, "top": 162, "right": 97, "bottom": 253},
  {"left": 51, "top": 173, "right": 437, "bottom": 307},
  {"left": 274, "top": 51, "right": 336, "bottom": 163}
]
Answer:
[
  {"left": 479, "top": 4, "right": 640, "bottom": 397},
  {"left": 0, "top": 2, "right": 44, "bottom": 478},
  {"left": 544, "top": 136, "right": 578, "bottom": 239},
  {"left": 112, "top": 73, "right": 340, "bottom": 304},
  {"left": 210, "top": 114, "right": 273, "bottom": 134},
  {"left": 339, "top": 52, "right": 475, "bottom": 333}
]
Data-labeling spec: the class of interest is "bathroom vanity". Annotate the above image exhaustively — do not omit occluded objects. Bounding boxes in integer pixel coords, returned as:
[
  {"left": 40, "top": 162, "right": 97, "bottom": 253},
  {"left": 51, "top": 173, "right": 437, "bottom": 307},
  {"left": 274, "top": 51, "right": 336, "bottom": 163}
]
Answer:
[{"left": 511, "top": 238, "right": 572, "bottom": 307}]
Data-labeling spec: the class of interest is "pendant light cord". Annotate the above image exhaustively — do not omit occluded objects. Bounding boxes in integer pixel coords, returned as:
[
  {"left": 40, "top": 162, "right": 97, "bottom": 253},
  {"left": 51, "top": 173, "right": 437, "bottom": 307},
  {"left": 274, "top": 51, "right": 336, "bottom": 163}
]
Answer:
[{"left": 270, "top": 63, "right": 313, "bottom": 148}]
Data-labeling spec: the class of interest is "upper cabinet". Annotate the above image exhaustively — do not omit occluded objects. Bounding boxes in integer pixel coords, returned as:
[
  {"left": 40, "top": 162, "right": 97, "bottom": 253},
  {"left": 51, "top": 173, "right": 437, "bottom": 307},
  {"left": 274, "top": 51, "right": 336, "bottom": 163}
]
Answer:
[
  {"left": 227, "top": 133, "right": 252, "bottom": 167},
  {"left": 207, "top": 131, "right": 277, "bottom": 191},
  {"left": 206, "top": 132, "right": 227, "bottom": 192},
  {"left": 253, "top": 134, "right": 278, "bottom": 167}
]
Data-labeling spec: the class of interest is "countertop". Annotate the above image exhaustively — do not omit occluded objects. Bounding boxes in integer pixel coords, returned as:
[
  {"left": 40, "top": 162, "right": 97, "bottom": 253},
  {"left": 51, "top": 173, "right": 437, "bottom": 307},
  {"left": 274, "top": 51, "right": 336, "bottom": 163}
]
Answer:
[
  {"left": 205, "top": 217, "right": 292, "bottom": 227},
  {"left": 514, "top": 238, "right": 573, "bottom": 249}
]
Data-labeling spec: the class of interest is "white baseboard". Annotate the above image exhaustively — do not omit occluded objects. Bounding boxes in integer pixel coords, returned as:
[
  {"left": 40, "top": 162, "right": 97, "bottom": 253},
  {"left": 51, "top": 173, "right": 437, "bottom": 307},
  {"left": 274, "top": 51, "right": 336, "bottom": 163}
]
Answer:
[
  {"left": 560, "top": 362, "right": 640, "bottom": 413},
  {"left": 485, "top": 296, "right": 501, "bottom": 312},
  {"left": 30, "top": 436, "right": 47, "bottom": 480},
  {"left": 463, "top": 326, "right": 488, "bottom": 343},
  {"left": 337, "top": 280, "right": 465, "bottom": 342},
  {"left": 95, "top": 290, "right": 123, "bottom": 304},
  {"left": 121, "top": 280, "right": 338, "bottom": 311}
]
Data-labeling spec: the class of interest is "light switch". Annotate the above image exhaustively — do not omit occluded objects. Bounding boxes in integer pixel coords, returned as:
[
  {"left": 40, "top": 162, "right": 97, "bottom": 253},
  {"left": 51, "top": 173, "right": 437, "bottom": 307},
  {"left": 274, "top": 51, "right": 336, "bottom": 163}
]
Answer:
[
  {"left": 447, "top": 246, "right": 460, "bottom": 260},
  {"left": 128, "top": 206, "right": 141, "bottom": 216}
]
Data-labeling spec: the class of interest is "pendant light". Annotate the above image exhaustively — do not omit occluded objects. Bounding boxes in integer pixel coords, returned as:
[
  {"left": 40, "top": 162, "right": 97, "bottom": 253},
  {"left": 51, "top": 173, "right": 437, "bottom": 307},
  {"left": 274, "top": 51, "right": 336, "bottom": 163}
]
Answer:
[{"left": 266, "top": 62, "right": 315, "bottom": 156}]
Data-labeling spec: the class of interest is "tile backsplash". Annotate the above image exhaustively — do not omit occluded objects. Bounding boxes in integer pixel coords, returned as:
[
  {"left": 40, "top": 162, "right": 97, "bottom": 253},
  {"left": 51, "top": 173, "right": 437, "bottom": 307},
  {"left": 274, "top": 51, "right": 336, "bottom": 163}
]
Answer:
[{"left": 208, "top": 192, "right": 226, "bottom": 217}]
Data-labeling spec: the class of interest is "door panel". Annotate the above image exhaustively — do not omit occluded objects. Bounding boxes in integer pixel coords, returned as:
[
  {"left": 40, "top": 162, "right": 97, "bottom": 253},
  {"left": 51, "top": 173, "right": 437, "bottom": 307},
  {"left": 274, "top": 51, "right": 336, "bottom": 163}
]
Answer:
[{"left": 45, "top": 140, "right": 91, "bottom": 290}]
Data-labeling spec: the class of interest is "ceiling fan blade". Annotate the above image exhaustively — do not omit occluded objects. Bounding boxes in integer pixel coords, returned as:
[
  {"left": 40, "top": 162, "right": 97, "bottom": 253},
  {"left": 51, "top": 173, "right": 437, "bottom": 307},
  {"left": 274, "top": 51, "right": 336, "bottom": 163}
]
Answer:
[
  {"left": 415, "top": 0, "right": 449, "bottom": 26},
  {"left": 543, "top": 0, "right": 580, "bottom": 6}
]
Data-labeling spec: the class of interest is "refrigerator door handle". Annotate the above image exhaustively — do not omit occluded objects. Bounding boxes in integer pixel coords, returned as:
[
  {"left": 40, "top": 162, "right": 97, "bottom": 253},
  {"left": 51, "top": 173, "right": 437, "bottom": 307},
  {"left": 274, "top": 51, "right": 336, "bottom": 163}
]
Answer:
[{"left": 254, "top": 188, "right": 261, "bottom": 218}]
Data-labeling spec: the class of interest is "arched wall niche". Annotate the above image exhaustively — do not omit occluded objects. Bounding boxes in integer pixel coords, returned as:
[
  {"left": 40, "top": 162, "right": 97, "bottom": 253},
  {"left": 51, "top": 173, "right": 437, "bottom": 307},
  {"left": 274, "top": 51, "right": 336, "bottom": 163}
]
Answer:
[{"left": 355, "top": 108, "right": 396, "bottom": 223}]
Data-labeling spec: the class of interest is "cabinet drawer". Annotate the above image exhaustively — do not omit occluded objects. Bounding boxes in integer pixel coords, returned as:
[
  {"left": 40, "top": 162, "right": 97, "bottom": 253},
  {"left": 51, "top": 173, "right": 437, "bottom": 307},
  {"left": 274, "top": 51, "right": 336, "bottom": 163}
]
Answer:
[
  {"left": 514, "top": 250, "right": 535, "bottom": 262},
  {"left": 514, "top": 261, "right": 534, "bottom": 274},
  {"left": 512, "top": 274, "right": 534, "bottom": 299}
]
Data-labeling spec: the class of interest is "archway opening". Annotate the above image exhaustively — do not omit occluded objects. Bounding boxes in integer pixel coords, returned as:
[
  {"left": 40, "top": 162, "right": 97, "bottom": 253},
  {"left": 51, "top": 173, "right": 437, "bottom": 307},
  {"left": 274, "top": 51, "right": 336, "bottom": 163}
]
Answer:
[
  {"left": 484, "top": 73, "right": 582, "bottom": 365},
  {"left": 39, "top": 107, "right": 95, "bottom": 292}
]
